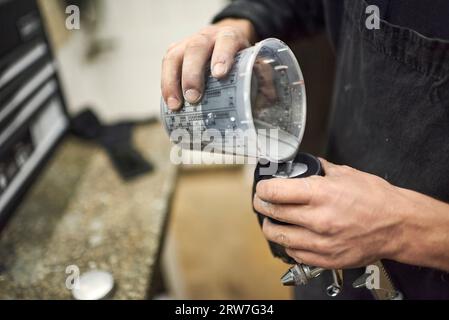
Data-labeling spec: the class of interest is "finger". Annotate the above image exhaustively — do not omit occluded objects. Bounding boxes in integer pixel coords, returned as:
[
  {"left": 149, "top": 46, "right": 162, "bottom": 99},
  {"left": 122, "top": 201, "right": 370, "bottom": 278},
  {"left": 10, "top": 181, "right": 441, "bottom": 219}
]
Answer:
[
  {"left": 256, "top": 176, "right": 324, "bottom": 205},
  {"left": 318, "top": 157, "right": 343, "bottom": 176},
  {"left": 211, "top": 28, "right": 248, "bottom": 78},
  {"left": 285, "top": 248, "right": 337, "bottom": 269},
  {"left": 254, "top": 194, "right": 316, "bottom": 229},
  {"left": 161, "top": 43, "right": 184, "bottom": 110},
  {"left": 182, "top": 34, "right": 214, "bottom": 104},
  {"left": 262, "top": 218, "right": 330, "bottom": 253}
]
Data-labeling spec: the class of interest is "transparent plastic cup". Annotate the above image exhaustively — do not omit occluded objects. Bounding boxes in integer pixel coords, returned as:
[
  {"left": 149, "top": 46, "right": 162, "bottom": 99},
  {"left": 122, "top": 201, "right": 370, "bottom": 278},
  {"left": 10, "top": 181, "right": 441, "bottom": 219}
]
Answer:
[{"left": 160, "top": 38, "right": 307, "bottom": 163}]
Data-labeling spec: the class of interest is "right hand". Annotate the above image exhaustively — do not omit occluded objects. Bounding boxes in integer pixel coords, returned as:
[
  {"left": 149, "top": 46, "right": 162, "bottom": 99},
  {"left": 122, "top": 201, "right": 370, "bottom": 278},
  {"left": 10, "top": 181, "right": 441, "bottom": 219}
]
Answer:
[{"left": 161, "top": 18, "right": 256, "bottom": 110}]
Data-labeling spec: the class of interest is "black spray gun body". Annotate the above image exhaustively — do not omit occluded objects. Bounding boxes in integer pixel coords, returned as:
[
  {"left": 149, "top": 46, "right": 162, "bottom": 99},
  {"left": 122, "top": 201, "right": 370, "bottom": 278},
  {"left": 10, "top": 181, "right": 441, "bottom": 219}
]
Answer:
[{"left": 253, "top": 153, "right": 344, "bottom": 297}]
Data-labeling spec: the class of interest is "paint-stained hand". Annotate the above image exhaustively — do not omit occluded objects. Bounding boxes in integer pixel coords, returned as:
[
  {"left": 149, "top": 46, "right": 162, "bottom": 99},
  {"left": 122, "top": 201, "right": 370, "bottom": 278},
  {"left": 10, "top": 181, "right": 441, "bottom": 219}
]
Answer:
[
  {"left": 161, "top": 18, "right": 256, "bottom": 111},
  {"left": 253, "top": 158, "right": 407, "bottom": 269}
]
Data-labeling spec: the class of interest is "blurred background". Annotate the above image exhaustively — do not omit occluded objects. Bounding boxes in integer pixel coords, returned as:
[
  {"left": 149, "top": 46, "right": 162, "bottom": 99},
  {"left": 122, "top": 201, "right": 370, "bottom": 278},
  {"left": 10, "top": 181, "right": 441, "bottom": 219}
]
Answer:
[{"left": 0, "top": 0, "right": 334, "bottom": 299}]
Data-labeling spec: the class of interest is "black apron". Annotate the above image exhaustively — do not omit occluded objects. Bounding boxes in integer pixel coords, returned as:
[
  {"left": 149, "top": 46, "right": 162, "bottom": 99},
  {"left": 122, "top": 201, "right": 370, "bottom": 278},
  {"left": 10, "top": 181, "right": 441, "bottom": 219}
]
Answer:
[{"left": 294, "top": 0, "right": 449, "bottom": 300}]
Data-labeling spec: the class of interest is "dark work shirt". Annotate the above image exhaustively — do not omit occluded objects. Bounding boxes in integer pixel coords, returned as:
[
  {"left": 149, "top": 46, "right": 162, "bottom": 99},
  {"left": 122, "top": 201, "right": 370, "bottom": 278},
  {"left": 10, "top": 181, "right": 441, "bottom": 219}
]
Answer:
[
  {"left": 214, "top": 0, "right": 449, "bottom": 47},
  {"left": 214, "top": 0, "right": 449, "bottom": 299}
]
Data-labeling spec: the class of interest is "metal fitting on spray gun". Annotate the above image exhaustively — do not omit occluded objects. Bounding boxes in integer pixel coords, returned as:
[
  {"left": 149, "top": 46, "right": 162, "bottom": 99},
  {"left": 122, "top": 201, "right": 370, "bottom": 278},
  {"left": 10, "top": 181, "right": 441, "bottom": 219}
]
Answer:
[{"left": 281, "top": 265, "right": 344, "bottom": 297}]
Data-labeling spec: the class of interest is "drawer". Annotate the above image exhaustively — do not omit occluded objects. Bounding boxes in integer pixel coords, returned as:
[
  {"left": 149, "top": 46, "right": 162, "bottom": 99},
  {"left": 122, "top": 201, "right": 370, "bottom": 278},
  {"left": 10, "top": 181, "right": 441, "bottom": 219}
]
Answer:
[
  {"left": 0, "top": 96, "right": 68, "bottom": 213},
  {"left": 0, "top": 40, "right": 49, "bottom": 91},
  {"left": 0, "top": 0, "right": 43, "bottom": 59},
  {"left": 0, "top": 60, "right": 56, "bottom": 131}
]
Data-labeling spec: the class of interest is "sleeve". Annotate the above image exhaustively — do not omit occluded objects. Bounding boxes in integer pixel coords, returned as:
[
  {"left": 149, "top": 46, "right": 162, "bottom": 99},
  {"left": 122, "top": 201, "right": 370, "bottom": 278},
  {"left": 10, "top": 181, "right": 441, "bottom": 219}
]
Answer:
[{"left": 212, "top": 0, "right": 325, "bottom": 41}]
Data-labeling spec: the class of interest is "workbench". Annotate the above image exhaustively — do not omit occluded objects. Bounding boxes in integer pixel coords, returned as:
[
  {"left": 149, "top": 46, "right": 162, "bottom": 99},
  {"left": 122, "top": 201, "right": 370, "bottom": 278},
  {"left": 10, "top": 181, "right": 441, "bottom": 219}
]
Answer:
[{"left": 0, "top": 123, "right": 177, "bottom": 299}]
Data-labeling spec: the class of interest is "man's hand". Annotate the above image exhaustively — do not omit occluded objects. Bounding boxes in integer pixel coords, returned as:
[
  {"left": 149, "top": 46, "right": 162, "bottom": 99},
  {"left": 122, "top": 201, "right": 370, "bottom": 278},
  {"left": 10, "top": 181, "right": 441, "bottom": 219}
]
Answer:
[
  {"left": 254, "top": 158, "right": 449, "bottom": 272},
  {"left": 161, "top": 18, "right": 256, "bottom": 110},
  {"left": 254, "top": 158, "right": 407, "bottom": 269}
]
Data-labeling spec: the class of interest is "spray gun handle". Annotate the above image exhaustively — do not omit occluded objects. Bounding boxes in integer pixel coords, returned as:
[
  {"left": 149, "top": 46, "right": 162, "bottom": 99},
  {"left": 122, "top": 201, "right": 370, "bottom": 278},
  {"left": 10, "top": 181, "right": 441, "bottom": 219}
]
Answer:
[{"left": 253, "top": 152, "right": 324, "bottom": 264}]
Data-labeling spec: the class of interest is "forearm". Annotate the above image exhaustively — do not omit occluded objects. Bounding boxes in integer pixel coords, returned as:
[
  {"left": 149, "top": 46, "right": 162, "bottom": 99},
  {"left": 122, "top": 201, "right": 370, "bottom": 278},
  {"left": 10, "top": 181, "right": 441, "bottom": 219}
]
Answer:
[
  {"left": 390, "top": 187, "right": 449, "bottom": 272},
  {"left": 212, "top": 0, "right": 325, "bottom": 41}
]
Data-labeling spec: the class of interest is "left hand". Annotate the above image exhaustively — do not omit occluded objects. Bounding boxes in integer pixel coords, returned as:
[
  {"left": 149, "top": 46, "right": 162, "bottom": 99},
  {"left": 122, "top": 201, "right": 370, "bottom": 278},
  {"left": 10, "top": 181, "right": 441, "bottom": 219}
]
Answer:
[{"left": 253, "top": 158, "right": 407, "bottom": 269}]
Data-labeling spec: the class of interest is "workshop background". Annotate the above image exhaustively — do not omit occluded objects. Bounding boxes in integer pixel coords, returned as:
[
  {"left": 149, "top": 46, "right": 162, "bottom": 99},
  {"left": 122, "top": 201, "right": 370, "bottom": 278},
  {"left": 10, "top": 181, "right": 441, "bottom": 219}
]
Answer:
[{"left": 0, "top": 0, "right": 334, "bottom": 299}]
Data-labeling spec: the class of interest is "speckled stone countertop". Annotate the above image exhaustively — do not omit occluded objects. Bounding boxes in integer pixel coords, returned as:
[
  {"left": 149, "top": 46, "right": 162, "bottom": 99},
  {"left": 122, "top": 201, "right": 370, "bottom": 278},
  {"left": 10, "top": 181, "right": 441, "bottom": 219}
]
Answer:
[{"left": 0, "top": 123, "right": 177, "bottom": 299}]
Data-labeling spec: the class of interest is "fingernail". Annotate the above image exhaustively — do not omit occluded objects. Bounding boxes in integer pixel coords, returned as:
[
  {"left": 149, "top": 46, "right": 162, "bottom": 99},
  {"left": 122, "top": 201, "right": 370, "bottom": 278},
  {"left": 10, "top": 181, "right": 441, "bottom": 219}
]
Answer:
[
  {"left": 184, "top": 89, "right": 201, "bottom": 103},
  {"left": 167, "top": 97, "right": 181, "bottom": 110},
  {"left": 213, "top": 62, "right": 227, "bottom": 77}
]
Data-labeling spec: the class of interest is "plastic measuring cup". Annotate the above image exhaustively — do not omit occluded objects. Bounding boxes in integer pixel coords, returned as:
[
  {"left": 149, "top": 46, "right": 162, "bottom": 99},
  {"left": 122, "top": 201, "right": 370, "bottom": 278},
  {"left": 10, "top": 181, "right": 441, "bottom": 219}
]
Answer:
[{"left": 160, "top": 38, "right": 306, "bottom": 163}]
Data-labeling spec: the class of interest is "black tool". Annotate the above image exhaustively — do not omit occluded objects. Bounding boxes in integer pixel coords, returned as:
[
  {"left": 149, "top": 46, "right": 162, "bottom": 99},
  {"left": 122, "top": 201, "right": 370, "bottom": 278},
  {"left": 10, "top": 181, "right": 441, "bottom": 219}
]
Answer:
[{"left": 253, "top": 152, "right": 344, "bottom": 295}]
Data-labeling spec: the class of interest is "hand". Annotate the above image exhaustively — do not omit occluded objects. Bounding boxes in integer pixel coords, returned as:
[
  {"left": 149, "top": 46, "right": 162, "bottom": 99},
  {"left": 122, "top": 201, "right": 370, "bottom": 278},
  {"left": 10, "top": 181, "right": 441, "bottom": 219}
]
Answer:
[
  {"left": 253, "top": 158, "right": 407, "bottom": 269},
  {"left": 161, "top": 18, "right": 256, "bottom": 110}
]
